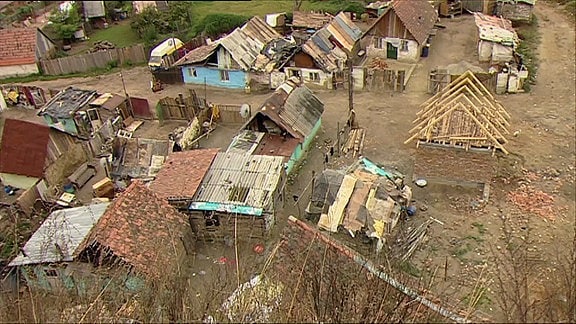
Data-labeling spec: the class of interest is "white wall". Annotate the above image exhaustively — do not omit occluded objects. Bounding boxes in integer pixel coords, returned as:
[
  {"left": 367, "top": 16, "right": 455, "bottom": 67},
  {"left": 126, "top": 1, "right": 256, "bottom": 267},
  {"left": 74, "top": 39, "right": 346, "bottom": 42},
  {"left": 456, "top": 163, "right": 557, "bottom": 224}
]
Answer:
[
  {"left": 285, "top": 67, "right": 332, "bottom": 89},
  {"left": 478, "top": 40, "right": 514, "bottom": 64},
  {"left": 0, "top": 64, "right": 39, "bottom": 78},
  {"left": 366, "top": 37, "right": 421, "bottom": 62}
]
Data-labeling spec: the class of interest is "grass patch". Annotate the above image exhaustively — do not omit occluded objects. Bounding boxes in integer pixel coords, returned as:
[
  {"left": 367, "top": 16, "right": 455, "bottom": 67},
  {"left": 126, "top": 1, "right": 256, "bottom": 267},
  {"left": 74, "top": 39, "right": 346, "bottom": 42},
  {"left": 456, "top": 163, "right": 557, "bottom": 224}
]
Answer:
[
  {"left": 191, "top": 1, "right": 297, "bottom": 19},
  {"left": 453, "top": 243, "right": 473, "bottom": 261},
  {"left": 471, "top": 222, "right": 487, "bottom": 235},
  {"left": 86, "top": 21, "right": 140, "bottom": 48},
  {"left": 399, "top": 261, "right": 422, "bottom": 277},
  {"left": 0, "top": 62, "right": 147, "bottom": 84},
  {"left": 516, "top": 15, "right": 541, "bottom": 91}
]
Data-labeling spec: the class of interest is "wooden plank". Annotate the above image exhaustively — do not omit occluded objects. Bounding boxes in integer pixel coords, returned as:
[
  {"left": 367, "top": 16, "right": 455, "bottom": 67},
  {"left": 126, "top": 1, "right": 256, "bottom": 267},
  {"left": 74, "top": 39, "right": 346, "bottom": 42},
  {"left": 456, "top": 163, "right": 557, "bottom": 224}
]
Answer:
[{"left": 317, "top": 174, "right": 357, "bottom": 232}]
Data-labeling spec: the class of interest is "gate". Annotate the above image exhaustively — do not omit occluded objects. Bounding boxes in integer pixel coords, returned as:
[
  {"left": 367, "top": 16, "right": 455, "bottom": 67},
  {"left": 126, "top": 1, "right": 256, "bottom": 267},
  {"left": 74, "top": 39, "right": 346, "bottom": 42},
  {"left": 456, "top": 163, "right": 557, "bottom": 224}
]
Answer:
[{"left": 130, "top": 97, "right": 153, "bottom": 119}]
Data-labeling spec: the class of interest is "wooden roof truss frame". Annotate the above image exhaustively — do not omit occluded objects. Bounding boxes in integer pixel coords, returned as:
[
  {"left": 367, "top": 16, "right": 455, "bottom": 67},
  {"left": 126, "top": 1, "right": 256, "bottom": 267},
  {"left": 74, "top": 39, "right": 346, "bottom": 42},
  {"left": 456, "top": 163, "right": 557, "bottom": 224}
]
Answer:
[{"left": 405, "top": 71, "right": 511, "bottom": 155}]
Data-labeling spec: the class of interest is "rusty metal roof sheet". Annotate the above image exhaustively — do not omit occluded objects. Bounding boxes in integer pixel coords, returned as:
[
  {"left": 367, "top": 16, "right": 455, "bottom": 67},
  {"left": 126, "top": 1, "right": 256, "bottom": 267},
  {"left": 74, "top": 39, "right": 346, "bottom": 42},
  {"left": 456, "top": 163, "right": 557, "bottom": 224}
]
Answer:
[
  {"left": 292, "top": 11, "right": 333, "bottom": 29},
  {"left": 192, "top": 152, "right": 285, "bottom": 211},
  {"left": 0, "top": 119, "right": 50, "bottom": 179},
  {"left": 174, "top": 42, "right": 219, "bottom": 66},
  {"left": 474, "top": 12, "right": 519, "bottom": 47}
]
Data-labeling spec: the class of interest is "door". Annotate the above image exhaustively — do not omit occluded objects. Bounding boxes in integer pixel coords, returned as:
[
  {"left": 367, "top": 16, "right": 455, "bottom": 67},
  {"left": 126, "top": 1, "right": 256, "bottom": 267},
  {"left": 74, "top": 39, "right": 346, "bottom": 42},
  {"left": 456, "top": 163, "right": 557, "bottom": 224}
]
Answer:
[{"left": 386, "top": 42, "right": 398, "bottom": 59}]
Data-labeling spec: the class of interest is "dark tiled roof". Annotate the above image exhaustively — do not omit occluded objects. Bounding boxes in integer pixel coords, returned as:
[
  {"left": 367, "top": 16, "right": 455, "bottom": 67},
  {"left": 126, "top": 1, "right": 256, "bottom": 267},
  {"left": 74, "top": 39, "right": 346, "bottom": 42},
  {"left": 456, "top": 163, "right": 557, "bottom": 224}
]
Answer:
[
  {"left": 82, "top": 181, "right": 188, "bottom": 278},
  {"left": 391, "top": 0, "right": 438, "bottom": 45},
  {"left": 0, "top": 27, "right": 36, "bottom": 67},
  {"left": 0, "top": 119, "right": 49, "bottom": 178},
  {"left": 149, "top": 148, "right": 219, "bottom": 200},
  {"left": 38, "top": 87, "right": 98, "bottom": 118}
]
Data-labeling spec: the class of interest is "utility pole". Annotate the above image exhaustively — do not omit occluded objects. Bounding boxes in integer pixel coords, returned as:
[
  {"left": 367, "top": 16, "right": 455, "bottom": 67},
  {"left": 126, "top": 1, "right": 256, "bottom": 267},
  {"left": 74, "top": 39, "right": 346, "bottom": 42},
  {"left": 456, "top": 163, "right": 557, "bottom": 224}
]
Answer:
[{"left": 347, "top": 56, "right": 356, "bottom": 129}]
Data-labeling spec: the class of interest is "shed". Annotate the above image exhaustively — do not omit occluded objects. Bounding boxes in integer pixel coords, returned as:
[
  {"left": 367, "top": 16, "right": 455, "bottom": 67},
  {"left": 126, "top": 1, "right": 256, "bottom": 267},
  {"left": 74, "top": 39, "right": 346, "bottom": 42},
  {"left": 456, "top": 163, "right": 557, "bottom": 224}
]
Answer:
[
  {"left": 82, "top": 1, "right": 105, "bottom": 18},
  {"left": 189, "top": 152, "right": 286, "bottom": 240},
  {"left": 494, "top": 0, "right": 536, "bottom": 23},
  {"left": 473, "top": 12, "right": 519, "bottom": 64},
  {"left": 149, "top": 148, "right": 219, "bottom": 209},
  {"left": 361, "top": 0, "right": 438, "bottom": 62},
  {"left": 0, "top": 27, "right": 56, "bottom": 78},
  {"left": 241, "top": 79, "right": 324, "bottom": 174},
  {"left": 37, "top": 87, "right": 99, "bottom": 138}
]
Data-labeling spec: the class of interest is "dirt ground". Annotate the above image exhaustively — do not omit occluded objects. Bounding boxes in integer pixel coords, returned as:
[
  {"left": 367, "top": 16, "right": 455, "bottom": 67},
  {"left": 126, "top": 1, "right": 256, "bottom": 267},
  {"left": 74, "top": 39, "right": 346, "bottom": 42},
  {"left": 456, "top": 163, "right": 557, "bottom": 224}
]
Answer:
[{"left": 8, "top": 3, "right": 575, "bottom": 321}]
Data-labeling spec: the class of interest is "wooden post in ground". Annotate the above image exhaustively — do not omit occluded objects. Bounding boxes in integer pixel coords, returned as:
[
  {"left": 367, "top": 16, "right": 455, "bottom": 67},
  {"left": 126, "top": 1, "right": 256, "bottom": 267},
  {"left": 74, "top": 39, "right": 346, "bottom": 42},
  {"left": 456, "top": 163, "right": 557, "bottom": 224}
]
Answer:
[{"left": 336, "top": 122, "right": 340, "bottom": 157}]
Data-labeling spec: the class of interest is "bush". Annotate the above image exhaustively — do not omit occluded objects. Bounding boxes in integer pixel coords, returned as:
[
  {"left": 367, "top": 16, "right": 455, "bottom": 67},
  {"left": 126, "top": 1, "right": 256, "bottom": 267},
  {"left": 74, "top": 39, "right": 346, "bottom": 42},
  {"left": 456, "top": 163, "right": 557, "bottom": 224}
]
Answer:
[
  {"left": 309, "top": 0, "right": 366, "bottom": 16},
  {"left": 191, "top": 13, "right": 250, "bottom": 38},
  {"left": 106, "top": 60, "right": 119, "bottom": 70}
]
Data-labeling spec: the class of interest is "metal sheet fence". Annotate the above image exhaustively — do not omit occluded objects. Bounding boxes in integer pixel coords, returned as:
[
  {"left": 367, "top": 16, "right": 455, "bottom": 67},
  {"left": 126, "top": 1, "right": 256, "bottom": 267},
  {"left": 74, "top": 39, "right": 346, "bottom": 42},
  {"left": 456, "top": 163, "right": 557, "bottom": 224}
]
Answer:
[{"left": 39, "top": 44, "right": 148, "bottom": 76}]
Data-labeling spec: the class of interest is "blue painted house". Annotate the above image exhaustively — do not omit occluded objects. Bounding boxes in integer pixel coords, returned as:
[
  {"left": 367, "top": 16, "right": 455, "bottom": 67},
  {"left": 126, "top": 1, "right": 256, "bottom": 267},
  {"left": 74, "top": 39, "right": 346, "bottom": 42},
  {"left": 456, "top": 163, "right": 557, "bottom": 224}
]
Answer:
[
  {"left": 6, "top": 182, "right": 193, "bottom": 293},
  {"left": 174, "top": 16, "right": 282, "bottom": 90},
  {"left": 231, "top": 78, "right": 324, "bottom": 175}
]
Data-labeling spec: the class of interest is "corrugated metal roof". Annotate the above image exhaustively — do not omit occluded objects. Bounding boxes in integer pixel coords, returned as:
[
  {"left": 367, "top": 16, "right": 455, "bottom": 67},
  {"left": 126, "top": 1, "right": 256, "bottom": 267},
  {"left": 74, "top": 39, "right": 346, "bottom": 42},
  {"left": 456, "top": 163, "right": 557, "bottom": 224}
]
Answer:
[
  {"left": 192, "top": 152, "right": 285, "bottom": 212},
  {"left": 9, "top": 203, "right": 111, "bottom": 266},
  {"left": 250, "top": 81, "right": 324, "bottom": 140},
  {"left": 474, "top": 12, "right": 519, "bottom": 47}
]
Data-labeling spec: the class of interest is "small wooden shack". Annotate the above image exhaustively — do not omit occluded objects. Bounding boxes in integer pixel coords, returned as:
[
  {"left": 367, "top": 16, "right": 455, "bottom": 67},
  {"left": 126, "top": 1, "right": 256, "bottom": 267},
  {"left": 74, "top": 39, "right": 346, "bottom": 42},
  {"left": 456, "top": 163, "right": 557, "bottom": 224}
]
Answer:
[{"left": 405, "top": 71, "right": 511, "bottom": 155}]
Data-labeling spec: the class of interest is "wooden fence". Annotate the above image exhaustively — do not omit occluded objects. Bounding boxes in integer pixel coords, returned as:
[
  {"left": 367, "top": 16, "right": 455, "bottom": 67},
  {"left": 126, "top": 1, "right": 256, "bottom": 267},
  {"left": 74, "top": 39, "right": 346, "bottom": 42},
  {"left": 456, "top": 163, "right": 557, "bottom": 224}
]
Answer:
[
  {"left": 158, "top": 90, "right": 207, "bottom": 121},
  {"left": 213, "top": 104, "right": 250, "bottom": 125},
  {"left": 39, "top": 44, "right": 148, "bottom": 76}
]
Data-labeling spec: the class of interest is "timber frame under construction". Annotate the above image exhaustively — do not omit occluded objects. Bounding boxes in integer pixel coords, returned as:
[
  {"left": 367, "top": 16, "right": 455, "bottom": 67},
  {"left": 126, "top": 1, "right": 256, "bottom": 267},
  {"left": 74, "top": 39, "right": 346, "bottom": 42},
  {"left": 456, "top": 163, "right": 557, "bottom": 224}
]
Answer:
[{"left": 405, "top": 70, "right": 511, "bottom": 155}]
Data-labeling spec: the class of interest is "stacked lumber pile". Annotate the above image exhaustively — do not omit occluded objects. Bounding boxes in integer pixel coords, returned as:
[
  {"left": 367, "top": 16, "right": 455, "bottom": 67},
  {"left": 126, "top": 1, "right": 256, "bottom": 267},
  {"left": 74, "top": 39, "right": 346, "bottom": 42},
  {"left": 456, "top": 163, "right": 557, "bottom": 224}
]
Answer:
[
  {"left": 342, "top": 128, "right": 365, "bottom": 157},
  {"left": 405, "top": 70, "right": 511, "bottom": 155},
  {"left": 507, "top": 184, "right": 556, "bottom": 221}
]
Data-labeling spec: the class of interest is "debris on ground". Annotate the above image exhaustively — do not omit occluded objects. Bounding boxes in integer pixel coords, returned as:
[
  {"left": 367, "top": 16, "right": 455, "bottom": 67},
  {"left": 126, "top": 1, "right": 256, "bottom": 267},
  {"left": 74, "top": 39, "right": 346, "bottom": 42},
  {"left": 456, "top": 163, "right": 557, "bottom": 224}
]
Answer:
[
  {"left": 88, "top": 40, "right": 116, "bottom": 53},
  {"left": 367, "top": 57, "right": 389, "bottom": 70},
  {"left": 507, "top": 184, "right": 556, "bottom": 221}
]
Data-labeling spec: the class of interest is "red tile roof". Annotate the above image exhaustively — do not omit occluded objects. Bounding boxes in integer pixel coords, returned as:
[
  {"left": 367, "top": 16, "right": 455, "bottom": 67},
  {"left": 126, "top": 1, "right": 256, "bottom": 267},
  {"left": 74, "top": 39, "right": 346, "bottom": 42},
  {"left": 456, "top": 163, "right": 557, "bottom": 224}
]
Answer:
[
  {"left": 149, "top": 148, "right": 219, "bottom": 200},
  {"left": 82, "top": 181, "right": 188, "bottom": 279},
  {"left": 0, "top": 119, "right": 50, "bottom": 178},
  {"left": 391, "top": 0, "right": 438, "bottom": 45},
  {"left": 0, "top": 27, "right": 37, "bottom": 67}
]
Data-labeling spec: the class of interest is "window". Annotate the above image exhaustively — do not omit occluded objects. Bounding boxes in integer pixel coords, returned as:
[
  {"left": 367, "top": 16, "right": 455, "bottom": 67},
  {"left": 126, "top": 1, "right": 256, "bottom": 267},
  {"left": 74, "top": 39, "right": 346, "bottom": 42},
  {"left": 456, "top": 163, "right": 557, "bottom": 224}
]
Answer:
[
  {"left": 188, "top": 68, "right": 197, "bottom": 77},
  {"left": 309, "top": 72, "right": 320, "bottom": 82},
  {"left": 400, "top": 40, "right": 409, "bottom": 52},
  {"left": 44, "top": 269, "right": 58, "bottom": 277},
  {"left": 373, "top": 37, "right": 385, "bottom": 49},
  {"left": 87, "top": 108, "right": 100, "bottom": 121},
  {"left": 220, "top": 70, "right": 230, "bottom": 81}
]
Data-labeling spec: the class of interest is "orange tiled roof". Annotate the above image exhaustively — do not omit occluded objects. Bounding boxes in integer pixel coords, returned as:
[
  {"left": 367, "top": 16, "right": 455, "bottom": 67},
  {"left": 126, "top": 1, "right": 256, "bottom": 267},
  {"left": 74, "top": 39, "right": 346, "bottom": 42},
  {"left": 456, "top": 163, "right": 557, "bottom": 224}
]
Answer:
[
  {"left": 0, "top": 27, "right": 37, "bottom": 67},
  {"left": 82, "top": 181, "right": 188, "bottom": 278},
  {"left": 149, "top": 148, "right": 219, "bottom": 200},
  {"left": 392, "top": 0, "right": 438, "bottom": 45}
]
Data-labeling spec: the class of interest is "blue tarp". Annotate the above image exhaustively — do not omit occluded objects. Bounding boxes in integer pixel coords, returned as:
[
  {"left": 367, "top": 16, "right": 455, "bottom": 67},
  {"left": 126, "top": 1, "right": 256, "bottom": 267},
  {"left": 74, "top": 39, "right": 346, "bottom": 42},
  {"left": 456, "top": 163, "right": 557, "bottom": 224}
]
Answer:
[{"left": 360, "top": 157, "right": 404, "bottom": 180}]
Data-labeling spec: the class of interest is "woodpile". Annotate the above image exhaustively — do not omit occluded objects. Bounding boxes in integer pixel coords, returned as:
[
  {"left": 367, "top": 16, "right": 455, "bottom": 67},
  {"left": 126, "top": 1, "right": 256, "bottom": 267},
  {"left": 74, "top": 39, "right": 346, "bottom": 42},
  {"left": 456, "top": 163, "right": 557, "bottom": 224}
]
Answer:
[
  {"left": 367, "top": 57, "right": 389, "bottom": 70},
  {"left": 342, "top": 128, "right": 365, "bottom": 157},
  {"left": 88, "top": 40, "right": 116, "bottom": 53},
  {"left": 507, "top": 184, "right": 556, "bottom": 221}
]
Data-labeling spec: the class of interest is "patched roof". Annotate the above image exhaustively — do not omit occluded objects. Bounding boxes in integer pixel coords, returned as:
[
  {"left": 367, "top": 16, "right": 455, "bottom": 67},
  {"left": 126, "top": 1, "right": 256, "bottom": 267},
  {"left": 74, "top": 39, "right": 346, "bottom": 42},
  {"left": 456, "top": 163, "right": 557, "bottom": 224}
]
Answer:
[
  {"left": 249, "top": 80, "right": 324, "bottom": 141},
  {"left": 175, "top": 16, "right": 282, "bottom": 70},
  {"left": 89, "top": 93, "right": 126, "bottom": 110},
  {"left": 0, "top": 27, "right": 37, "bottom": 67},
  {"left": 302, "top": 12, "right": 362, "bottom": 72},
  {"left": 38, "top": 87, "right": 98, "bottom": 118},
  {"left": 149, "top": 148, "right": 219, "bottom": 200},
  {"left": 0, "top": 119, "right": 50, "bottom": 178},
  {"left": 9, "top": 203, "right": 111, "bottom": 266},
  {"left": 174, "top": 42, "right": 219, "bottom": 66},
  {"left": 191, "top": 152, "right": 285, "bottom": 213},
  {"left": 81, "top": 181, "right": 188, "bottom": 278},
  {"left": 474, "top": 12, "right": 519, "bottom": 47},
  {"left": 292, "top": 11, "right": 333, "bottom": 29},
  {"left": 112, "top": 138, "right": 173, "bottom": 179},
  {"left": 390, "top": 0, "right": 438, "bottom": 45}
]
